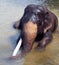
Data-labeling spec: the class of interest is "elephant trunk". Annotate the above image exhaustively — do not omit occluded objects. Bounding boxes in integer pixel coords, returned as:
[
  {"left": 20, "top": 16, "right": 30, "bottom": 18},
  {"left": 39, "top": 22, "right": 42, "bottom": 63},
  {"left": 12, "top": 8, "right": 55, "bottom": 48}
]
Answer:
[{"left": 21, "top": 21, "right": 37, "bottom": 53}]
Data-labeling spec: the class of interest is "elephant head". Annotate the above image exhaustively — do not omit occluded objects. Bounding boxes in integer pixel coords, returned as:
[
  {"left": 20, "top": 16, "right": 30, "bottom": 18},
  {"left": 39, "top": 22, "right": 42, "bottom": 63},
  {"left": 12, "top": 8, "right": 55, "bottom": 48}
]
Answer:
[
  {"left": 12, "top": 4, "right": 50, "bottom": 59},
  {"left": 13, "top": 4, "right": 49, "bottom": 32},
  {"left": 9, "top": 4, "right": 58, "bottom": 59}
]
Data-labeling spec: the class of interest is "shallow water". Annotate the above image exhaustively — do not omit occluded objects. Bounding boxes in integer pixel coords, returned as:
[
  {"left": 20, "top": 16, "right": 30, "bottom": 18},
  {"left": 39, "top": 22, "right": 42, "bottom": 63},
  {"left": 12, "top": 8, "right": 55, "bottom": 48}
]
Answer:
[{"left": 0, "top": 0, "right": 59, "bottom": 65}]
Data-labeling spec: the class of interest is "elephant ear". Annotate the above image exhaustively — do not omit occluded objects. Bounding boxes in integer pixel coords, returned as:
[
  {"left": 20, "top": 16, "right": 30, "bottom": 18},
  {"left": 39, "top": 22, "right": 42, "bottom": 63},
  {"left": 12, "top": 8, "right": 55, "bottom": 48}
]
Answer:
[
  {"left": 37, "top": 5, "right": 50, "bottom": 33},
  {"left": 43, "top": 7, "right": 51, "bottom": 33},
  {"left": 43, "top": 6, "right": 49, "bottom": 18},
  {"left": 45, "top": 12, "right": 49, "bottom": 20},
  {"left": 37, "top": 5, "right": 49, "bottom": 18},
  {"left": 38, "top": 5, "right": 49, "bottom": 15}
]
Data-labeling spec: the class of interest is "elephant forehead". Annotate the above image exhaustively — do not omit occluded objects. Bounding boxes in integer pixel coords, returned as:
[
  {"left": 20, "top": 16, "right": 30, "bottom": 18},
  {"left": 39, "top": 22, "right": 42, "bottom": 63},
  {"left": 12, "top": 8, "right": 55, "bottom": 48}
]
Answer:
[
  {"left": 23, "top": 21, "right": 37, "bottom": 33},
  {"left": 23, "top": 21, "right": 37, "bottom": 41}
]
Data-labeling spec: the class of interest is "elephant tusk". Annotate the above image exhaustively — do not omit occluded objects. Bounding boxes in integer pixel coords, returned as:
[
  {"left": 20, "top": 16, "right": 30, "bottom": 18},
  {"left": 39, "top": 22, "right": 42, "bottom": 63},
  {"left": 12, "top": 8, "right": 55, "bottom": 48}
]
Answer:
[{"left": 12, "top": 38, "right": 22, "bottom": 56}]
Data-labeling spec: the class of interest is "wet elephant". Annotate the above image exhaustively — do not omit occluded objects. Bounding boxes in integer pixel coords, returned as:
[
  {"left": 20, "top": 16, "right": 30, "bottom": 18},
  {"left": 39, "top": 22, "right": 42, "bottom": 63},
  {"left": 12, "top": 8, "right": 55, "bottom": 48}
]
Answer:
[{"left": 11, "top": 4, "right": 58, "bottom": 59}]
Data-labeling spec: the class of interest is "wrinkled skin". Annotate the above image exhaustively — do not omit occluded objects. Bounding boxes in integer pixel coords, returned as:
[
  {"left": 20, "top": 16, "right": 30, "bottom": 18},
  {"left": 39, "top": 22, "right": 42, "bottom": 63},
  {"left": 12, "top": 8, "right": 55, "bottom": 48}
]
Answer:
[{"left": 11, "top": 4, "right": 58, "bottom": 59}]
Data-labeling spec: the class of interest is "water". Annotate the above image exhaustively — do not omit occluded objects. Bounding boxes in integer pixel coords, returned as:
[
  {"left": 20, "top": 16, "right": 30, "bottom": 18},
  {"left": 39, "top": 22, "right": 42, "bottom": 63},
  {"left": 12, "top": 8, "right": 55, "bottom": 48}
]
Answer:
[{"left": 0, "top": 0, "right": 59, "bottom": 65}]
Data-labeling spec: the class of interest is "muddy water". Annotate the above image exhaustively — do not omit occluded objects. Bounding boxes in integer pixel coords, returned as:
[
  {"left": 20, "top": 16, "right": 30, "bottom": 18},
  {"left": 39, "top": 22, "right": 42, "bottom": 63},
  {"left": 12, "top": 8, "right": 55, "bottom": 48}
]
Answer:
[{"left": 0, "top": 0, "right": 59, "bottom": 65}]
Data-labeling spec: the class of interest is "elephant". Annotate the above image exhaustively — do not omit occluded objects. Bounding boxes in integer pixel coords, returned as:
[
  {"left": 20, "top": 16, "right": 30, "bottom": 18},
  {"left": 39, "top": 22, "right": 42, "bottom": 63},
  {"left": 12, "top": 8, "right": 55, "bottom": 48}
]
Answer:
[{"left": 11, "top": 4, "right": 58, "bottom": 59}]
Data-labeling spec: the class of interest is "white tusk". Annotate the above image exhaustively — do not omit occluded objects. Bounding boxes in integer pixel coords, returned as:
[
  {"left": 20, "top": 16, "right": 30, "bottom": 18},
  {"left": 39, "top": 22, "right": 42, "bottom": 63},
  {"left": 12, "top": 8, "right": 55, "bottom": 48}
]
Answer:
[{"left": 12, "top": 38, "right": 22, "bottom": 56}]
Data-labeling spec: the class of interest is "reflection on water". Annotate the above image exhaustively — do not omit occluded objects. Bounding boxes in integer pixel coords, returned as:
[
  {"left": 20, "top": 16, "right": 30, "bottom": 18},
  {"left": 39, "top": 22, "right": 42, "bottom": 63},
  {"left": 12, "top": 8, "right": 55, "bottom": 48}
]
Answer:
[{"left": 0, "top": 0, "right": 59, "bottom": 65}]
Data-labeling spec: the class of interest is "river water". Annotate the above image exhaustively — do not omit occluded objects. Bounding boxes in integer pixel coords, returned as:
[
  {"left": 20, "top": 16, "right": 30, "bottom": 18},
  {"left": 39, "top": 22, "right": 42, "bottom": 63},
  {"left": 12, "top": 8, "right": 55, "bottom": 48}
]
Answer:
[{"left": 0, "top": 0, "right": 59, "bottom": 65}]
